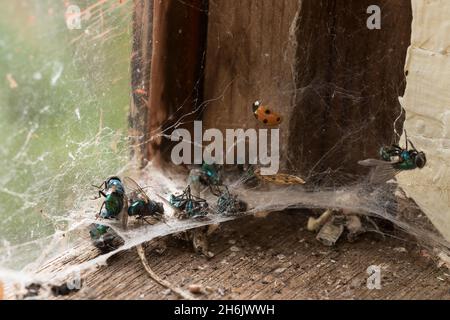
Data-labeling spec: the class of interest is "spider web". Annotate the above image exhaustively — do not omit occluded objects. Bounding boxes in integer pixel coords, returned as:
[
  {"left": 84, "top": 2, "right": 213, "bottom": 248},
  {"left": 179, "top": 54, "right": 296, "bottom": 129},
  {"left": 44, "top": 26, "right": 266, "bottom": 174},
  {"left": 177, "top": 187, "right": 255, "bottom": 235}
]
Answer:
[{"left": 0, "top": 0, "right": 448, "bottom": 297}]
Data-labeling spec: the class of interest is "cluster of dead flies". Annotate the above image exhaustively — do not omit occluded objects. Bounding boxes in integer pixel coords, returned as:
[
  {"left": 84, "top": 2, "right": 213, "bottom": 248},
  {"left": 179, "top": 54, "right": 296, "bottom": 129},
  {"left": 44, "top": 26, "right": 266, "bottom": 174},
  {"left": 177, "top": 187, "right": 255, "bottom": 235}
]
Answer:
[{"left": 89, "top": 163, "right": 249, "bottom": 254}]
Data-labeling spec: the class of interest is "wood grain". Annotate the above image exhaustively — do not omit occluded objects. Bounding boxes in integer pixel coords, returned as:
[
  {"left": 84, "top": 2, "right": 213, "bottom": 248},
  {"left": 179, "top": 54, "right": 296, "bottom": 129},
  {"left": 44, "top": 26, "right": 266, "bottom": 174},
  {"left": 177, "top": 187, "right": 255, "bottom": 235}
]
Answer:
[
  {"left": 43, "top": 213, "right": 450, "bottom": 300},
  {"left": 130, "top": 0, "right": 208, "bottom": 166},
  {"left": 202, "top": 0, "right": 299, "bottom": 168},
  {"left": 202, "top": 0, "right": 412, "bottom": 183}
]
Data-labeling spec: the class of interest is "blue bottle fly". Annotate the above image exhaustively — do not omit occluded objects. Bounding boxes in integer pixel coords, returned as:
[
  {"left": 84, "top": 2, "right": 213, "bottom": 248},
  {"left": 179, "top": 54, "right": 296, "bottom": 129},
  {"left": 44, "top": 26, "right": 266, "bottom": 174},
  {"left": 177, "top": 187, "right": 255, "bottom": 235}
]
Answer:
[
  {"left": 199, "top": 163, "right": 221, "bottom": 186},
  {"left": 122, "top": 177, "right": 166, "bottom": 223},
  {"left": 169, "top": 185, "right": 209, "bottom": 218},
  {"left": 358, "top": 131, "right": 427, "bottom": 183},
  {"left": 128, "top": 199, "right": 164, "bottom": 218},
  {"left": 89, "top": 223, "right": 119, "bottom": 253},
  {"left": 92, "top": 176, "right": 128, "bottom": 226},
  {"left": 215, "top": 186, "right": 247, "bottom": 216},
  {"left": 379, "top": 141, "right": 426, "bottom": 170}
]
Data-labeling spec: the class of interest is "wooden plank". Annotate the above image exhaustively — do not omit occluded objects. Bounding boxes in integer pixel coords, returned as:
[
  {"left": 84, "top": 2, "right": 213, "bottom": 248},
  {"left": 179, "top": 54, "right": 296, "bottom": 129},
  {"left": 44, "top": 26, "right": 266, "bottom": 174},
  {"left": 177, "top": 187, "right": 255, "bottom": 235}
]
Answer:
[
  {"left": 202, "top": 0, "right": 412, "bottom": 182},
  {"left": 130, "top": 0, "right": 153, "bottom": 167},
  {"left": 130, "top": 0, "right": 208, "bottom": 166},
  {"left": 290, "top": 0, "right": 412, "bottom": 182},
  {"left": 40, "top": 214, "right": 449, "bottom": 300},
  {"left": 202, "top": 0, "right": 299, "bottom": 169}
]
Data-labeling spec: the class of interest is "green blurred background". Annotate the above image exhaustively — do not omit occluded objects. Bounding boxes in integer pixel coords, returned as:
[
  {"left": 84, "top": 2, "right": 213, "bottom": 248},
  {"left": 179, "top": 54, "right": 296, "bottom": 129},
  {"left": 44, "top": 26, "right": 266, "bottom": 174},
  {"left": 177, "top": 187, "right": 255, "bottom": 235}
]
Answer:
[{"left": 0, "top": 0, "right": 132, "bottom": 268}]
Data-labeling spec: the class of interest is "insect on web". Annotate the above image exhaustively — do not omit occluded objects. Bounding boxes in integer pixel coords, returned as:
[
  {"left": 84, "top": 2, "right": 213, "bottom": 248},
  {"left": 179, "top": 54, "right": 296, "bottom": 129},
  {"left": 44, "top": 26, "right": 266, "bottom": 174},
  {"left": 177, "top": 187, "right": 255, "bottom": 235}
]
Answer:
[{"left": 0, "top": 0, "right": 448, "bottom": 292}]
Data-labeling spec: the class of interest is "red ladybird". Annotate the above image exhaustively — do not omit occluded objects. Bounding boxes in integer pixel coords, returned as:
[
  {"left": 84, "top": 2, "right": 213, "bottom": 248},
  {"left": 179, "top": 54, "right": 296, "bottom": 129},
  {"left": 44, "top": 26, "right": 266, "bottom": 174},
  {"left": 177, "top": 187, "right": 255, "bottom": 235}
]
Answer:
[{"left": 252, "top": 101, "right": 282, "bottom": 126}]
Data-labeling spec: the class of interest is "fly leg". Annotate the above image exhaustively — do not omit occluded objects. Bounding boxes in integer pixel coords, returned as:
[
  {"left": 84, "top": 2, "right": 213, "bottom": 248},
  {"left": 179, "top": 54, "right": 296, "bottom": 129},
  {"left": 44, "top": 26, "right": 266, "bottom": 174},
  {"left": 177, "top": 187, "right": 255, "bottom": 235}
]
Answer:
[
  {"left": 92, "top": 190, "right": 107, "bottom": 200},
  {"left": 92, "top": 180, "right": 107, "bottom": 190},
  {"left": 91, "top": 181, "right": 107, "bottom": 199},
  {"left": 142, "top": 217, "right": 152, "bottom": 225},
  {"left": 96, "top": 201, "right": 106, "bottom": 219}
]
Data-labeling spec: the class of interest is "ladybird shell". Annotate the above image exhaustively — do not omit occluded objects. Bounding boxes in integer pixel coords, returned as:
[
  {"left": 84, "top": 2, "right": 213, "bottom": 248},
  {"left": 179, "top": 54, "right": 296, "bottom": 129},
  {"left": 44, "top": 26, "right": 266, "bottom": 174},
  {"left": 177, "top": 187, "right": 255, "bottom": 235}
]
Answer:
[{"left": 253, "top": 104, "right": 282, "bottom": 126}]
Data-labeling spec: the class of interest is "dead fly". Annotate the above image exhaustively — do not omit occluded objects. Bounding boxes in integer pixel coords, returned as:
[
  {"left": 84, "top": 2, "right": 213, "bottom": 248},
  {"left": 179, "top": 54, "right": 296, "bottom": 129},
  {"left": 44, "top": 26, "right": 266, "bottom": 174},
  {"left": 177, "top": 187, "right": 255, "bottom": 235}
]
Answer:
[
  {"left": 90, "top": 177, "right": 127, "bottom": 251},
  {"left": 359, "top": 131, "right": 427, "bottom": 184},
  {"left": 198, "top": 162, "right": 221, "bottom": 186},
  {"left": 213, "top": 186, "right": 248, "bottom": 216},
  {"left": 169, "top": 185, "right": 209, "bottom": 219},
  {"left": 123, "top": 177, "right": 166, "bottom": 225},
  {"left": 188, "top": 163, "right": 222, "bottom": 195},
  {"left": 92, "top": 176, "right": 128, "bottom": 228}
]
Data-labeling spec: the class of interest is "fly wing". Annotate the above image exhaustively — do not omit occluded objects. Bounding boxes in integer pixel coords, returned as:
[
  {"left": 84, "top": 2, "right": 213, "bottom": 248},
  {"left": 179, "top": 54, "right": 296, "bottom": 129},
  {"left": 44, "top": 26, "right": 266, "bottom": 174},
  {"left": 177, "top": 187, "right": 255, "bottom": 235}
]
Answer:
[
  {"left": 358, "top": 159, "right": 401, "bottom": 185},
  {"left": 155, "top": 192, "right": 185, "bottom": 217},
  {"left": 358, "top": 159, "right": 390, "bottom": 167},
  {"left": 123, "top": 176, "right": 150, "bottom": 203}
]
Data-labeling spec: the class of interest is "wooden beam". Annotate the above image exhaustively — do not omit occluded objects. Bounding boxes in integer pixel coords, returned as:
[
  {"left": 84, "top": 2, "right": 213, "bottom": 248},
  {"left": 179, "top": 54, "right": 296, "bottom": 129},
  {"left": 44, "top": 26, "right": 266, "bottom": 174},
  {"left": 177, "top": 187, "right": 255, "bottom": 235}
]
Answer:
[
  {"left": 130, "top": 0, "right": 208, "bottom": 166},
  {"left": 130, "top": 0, "right": 154, "bottom": 167},
  {"left": 289, "top": 0, "right": 412, "bottom": 184},
  {"left": 32, "top": 214, "right": 450, "bottom": 300},
  {"left": 202, "top": 0, "right": 411, "bottom": 184},
  {"left": 202, "top": 0, "right": 299, "bottom": 168}
]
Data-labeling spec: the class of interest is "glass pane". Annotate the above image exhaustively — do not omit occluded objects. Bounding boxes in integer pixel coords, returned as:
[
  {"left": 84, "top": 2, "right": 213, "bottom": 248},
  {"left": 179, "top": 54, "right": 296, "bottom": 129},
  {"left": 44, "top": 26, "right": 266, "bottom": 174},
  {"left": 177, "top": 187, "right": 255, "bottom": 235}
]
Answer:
[{"left": 0, "top": 0, "right": 131, "bottom": 269}]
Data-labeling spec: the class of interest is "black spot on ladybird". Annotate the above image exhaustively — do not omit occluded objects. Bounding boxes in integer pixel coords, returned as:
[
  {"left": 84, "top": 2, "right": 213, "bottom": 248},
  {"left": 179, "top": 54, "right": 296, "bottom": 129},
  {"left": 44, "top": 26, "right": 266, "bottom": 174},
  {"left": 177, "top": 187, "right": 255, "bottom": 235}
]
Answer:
[
  {"left": 276, "top": 117, "right": 281, "bottom": 122},
  {"left": 263, "top": 119, "right": 268, "bottom": 124},
  {"left": 265, "top": 109, "right": 271, "bottom": 114}
]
